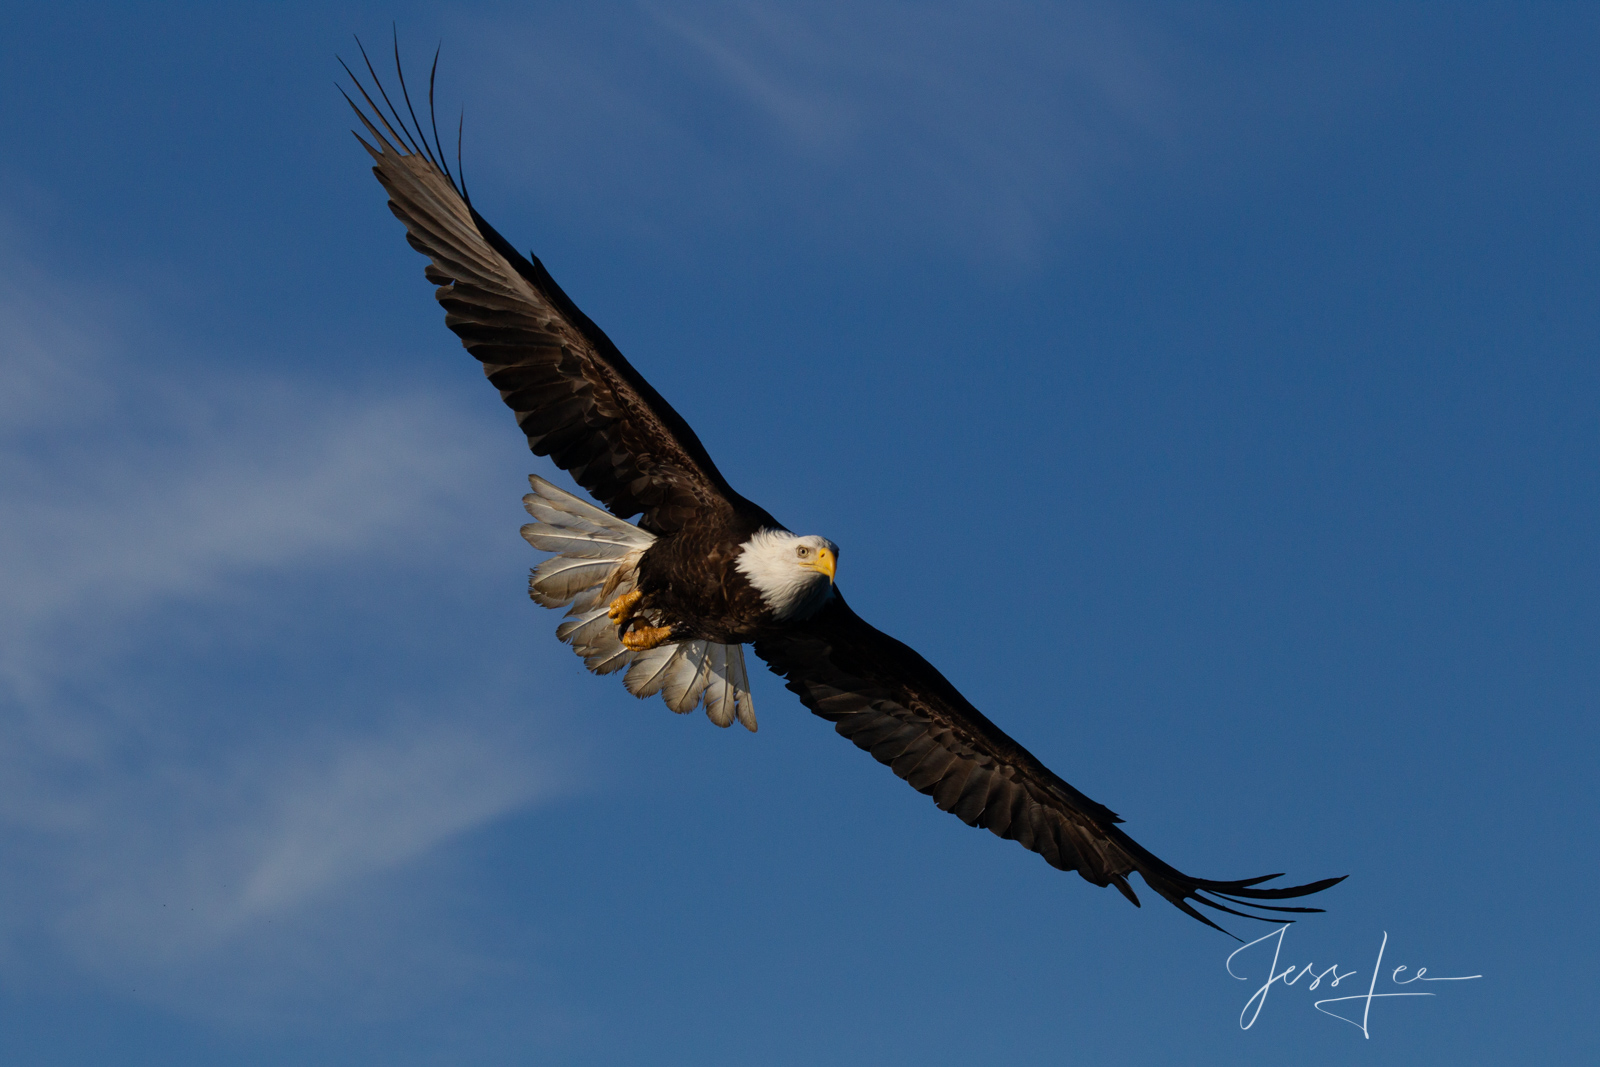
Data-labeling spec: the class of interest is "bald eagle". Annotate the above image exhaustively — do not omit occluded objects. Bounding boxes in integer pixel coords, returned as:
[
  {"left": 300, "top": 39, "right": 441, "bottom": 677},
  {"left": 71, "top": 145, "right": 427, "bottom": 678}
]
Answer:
[{"left": 343, "top": 50, "right": 1342, "bottom": 935}]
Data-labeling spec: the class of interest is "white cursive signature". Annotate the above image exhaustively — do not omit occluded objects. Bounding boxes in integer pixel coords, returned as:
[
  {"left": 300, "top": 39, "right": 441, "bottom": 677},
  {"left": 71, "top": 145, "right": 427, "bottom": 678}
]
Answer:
[{"left": 1226, "top": 926, "right": 1481, "bottom": 1037}]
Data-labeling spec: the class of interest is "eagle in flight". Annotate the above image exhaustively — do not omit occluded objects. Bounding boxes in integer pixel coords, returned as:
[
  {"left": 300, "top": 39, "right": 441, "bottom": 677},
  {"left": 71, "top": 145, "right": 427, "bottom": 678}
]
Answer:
[{"left": 343, "top": 46, "right": 1342, "bottom": 936}]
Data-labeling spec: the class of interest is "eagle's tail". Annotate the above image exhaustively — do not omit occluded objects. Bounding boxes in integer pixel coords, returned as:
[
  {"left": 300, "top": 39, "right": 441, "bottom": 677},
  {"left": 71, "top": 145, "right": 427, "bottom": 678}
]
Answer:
[{"left": 520, "top": 475, "right": 758, "bottom": 731}]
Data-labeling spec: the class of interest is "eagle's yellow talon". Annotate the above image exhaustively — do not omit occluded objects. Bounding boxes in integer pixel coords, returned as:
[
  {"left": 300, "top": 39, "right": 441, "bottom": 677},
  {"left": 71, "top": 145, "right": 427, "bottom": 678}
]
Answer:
[
  {"left": 621, "top": 624, "right": 674, "bottom": 651},
  {"left": 608, "top": 588, "right": 644, "bottom": 624}
]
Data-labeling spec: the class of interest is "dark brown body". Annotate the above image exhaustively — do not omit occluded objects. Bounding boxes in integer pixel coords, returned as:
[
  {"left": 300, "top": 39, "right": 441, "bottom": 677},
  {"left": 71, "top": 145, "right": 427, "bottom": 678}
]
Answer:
[{"left": 636, "top": 519, "right": 775, "bottom": 643}]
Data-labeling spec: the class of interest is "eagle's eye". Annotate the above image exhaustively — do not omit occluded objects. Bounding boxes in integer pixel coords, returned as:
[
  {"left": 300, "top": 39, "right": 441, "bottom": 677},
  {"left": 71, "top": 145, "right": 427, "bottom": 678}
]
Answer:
[{"left": 797, "top": 546, "right": 811, "bottom": 558}]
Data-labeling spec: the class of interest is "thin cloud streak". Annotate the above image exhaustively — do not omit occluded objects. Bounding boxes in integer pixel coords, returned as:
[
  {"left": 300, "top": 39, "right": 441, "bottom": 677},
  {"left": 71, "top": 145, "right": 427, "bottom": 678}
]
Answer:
[
  {"left": 460, "top": 0, "right": 1177, "bottom": 258},
  {"left": 0, "top": 260, "right": 495, "bottom": 684},
  {"left": 57, "top": 719, "right": 557, "bottom": 964},
  {"left": 234, "top": 725, "right": 549, "bottom": 919},
  {"left": 1, "top": 397, "right": 478, "bottom": 635},
  {"left": 0, "top": 250, "right": 569, "bottom": 1016}
]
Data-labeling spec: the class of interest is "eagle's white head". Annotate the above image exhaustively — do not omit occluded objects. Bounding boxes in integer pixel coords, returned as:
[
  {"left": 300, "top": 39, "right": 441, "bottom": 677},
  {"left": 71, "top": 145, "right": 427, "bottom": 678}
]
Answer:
[{"left": 736, "top": 529, "right": 839, "bottom": 621}]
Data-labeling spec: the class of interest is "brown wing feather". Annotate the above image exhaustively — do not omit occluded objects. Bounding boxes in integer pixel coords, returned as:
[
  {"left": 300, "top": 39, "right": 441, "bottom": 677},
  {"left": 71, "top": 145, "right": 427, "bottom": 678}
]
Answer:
[
  {"left": 345, "top": 61, "right": 771, "bottom": 535},
  {"left": 754, "top": 596, "right": 1345, "bottom": 936}
]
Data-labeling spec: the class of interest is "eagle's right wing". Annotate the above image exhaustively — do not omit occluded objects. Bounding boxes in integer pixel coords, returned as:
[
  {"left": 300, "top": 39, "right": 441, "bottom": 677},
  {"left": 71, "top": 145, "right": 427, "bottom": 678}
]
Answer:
[
  {"left": 754, "top": 595, "right": 1345, "bottom": 935},
  {"left": 345, "top": 53, "right": 771, "bottom": 536}
]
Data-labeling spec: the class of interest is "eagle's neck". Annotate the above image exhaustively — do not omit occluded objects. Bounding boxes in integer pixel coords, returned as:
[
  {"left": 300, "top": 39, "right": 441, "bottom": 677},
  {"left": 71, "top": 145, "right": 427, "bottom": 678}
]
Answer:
[{"left": 735, "top": 529, "right": 835, "bottom": 621}]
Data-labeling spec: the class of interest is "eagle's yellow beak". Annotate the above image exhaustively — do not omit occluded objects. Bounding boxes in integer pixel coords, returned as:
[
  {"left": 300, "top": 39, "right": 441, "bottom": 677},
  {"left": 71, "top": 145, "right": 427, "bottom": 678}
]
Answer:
[{"left": 804, "top": 547, "right": 837, "bottom": 583}]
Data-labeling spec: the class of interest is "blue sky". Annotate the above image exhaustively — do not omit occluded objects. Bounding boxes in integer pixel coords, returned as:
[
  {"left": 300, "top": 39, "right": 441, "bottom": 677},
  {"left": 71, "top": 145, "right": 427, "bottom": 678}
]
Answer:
[{"left": 0, "top": 2, "right": 1594, "bottom": 1063}]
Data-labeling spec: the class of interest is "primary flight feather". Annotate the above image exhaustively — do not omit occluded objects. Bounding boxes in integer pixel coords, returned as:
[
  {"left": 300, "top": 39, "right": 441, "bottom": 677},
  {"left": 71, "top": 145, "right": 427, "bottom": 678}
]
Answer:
[{"left": 343, "top": 47, "right": 1342, "bottom": 935}]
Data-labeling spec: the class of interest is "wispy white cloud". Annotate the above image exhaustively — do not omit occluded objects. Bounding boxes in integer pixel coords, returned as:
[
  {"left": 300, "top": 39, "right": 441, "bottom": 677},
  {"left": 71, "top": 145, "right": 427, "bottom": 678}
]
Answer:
[
  {"left": 460, "top": 0, "right": 1176, "bottom": 257},
  {"left": 0, "top": 264, "right": 487, "bottom": 622},
  {"left": 56, "top": 718, "right": 557, "bottom": 964},
  {"left": 0, "top": 249, "right": 569, "bottom": 1017},
  {"left": 644, "top": 2, "right": 858, "bottom": 153},
  {"left": 0, "top": 278, "right": 114, "bottom": 433},
  {"left": 1, "top": 392, "right": 480, "bottom": 652},
  {"left": 235, "top": 725, "right": 544, "bottom": 918}
]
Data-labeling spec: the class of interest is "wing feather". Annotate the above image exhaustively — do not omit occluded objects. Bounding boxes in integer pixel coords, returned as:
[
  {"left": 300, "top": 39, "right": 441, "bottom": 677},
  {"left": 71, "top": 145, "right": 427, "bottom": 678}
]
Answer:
[
  {"left": 754, "top": 595, "right": 1345, "bottom": 936},
  {"left": 345, "top": 53, "right": 774, "bottom": 534}
]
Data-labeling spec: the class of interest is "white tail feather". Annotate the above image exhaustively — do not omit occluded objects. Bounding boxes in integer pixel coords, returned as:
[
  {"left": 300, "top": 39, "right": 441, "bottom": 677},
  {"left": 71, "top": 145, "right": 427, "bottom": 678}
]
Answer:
[
  {"left": 530, "top": 556, "right": 619, "bottom": 608},
  {"left": 727, "top": 642, "right": 757, "bottom": 732},
  {"left": 706, "top": 643, "right": 740, "bottom": 728},
  {"left": 624, "top": 643, "right": 682, "bottom": 698},
  {"left": 662, "top": 639, "right": 709, "bottom": 714},
  {"left": 521, "top": 475, "right": 758, "bottom": 730}
]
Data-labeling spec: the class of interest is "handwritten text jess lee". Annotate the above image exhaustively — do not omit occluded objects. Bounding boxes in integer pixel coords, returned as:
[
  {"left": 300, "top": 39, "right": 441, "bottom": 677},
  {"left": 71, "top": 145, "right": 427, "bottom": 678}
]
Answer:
[{"left": 1226, "top": 927, "right": 1481, "bottom": 1037}]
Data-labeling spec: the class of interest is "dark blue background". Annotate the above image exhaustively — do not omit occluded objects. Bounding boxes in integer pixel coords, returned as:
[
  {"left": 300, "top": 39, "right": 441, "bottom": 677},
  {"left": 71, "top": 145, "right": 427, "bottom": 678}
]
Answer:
[{"left": 0, "top": 3, "right": 1590, "bottom": 1063}]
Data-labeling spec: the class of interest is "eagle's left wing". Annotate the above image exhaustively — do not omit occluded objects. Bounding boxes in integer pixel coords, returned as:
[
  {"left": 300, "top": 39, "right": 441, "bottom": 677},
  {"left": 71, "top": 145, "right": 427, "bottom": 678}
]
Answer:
[
  {"left": 753, "top": 595, "right": 1343, "bottom": 934},
  {"left": 342, "top": 48, "right": 772, "bottom": 536}
]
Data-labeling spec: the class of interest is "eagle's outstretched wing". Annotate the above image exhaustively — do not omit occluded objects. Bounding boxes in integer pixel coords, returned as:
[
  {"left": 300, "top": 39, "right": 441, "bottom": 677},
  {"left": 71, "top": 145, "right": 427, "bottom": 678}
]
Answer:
[
  {"left": 343, "top": 51, "right": 771, "bottom": 535},
  {"left": 754, "top": 596, "right": 1344, "bottom": 934}
]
